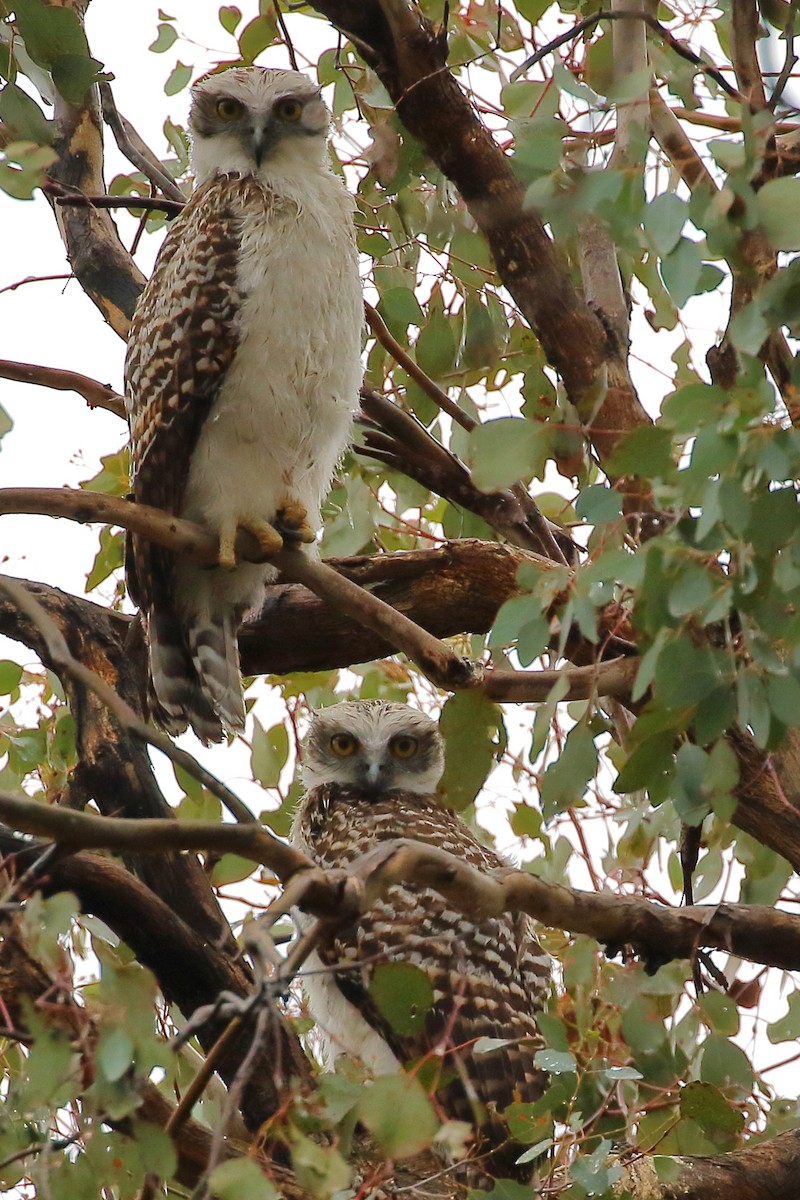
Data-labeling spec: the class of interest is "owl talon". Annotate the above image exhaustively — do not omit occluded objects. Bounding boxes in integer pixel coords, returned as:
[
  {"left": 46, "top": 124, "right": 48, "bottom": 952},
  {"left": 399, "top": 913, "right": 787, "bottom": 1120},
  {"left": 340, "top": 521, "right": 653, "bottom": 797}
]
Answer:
[
  {"left": 276, "top": 500, "right": 317, "bottom": 545},
  {"left": 217, "top": 519, "right": 284, "bottom": 565}
]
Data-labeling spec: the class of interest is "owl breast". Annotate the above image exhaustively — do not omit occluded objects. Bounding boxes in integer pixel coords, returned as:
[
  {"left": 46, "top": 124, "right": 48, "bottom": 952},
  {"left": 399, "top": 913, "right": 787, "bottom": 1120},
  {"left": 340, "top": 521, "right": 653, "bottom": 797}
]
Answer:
[{"left": 176, "top": 174, "right": 363, "bottom": 618}]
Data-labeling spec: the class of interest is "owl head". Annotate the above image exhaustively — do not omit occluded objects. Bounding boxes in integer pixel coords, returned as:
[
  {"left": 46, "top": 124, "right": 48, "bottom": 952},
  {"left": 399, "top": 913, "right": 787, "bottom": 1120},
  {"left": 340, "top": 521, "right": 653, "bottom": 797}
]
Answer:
[
  {"left": 302, "top": 700, "right": 445, "bottom": 797},
  {"left": 189, "top": 67, "right": 329, "bottom": 182}
]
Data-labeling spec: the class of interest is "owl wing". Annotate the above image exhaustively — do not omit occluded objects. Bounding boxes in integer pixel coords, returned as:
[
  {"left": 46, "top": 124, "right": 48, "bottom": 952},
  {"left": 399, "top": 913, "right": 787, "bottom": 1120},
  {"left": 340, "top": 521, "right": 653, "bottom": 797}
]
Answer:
[{"left": 124, "top": 174, "right": 248, "bottom": 616}]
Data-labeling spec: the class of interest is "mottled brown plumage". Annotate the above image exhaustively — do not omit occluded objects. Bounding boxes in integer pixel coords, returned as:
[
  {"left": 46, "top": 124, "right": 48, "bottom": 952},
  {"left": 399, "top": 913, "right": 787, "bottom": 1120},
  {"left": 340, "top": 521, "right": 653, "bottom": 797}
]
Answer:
[{"left": 291, "top": 702, "right": 550, "bottom": 1182}]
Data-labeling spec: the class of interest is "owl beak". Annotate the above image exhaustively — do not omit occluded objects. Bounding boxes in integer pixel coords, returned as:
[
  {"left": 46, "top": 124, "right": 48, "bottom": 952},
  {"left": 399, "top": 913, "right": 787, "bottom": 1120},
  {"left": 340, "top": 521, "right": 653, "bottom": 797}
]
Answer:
[
  {"left": 363, "top": 760, "right": 386, "bottom": 792},
  {"left": 251, "top": 125, "right": 267, "bottom": 168}
]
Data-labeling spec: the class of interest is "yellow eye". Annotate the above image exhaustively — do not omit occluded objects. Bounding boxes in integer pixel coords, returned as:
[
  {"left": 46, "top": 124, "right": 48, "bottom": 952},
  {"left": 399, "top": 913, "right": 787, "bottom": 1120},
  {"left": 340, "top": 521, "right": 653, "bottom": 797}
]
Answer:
[
  {"left": 216, "top": 97, "right": 244, "bottom": 121},
  {"left": 331, "top": 733, "right": 357, "bottom": 758},
  {"left": 274, "top": 96, "right": 303, "bottom": 122},
  {"left": 390, "top": 735, "right": 419, "bottom": 759}
]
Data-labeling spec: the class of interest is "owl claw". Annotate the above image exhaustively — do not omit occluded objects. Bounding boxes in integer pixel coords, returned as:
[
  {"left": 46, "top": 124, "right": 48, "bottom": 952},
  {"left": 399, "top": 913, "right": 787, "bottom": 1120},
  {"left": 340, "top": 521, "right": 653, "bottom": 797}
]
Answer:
[
  {"left": 218, "top": 519, "right": 284, "bottom": 566},
  {"left": 276, "top": 500, "right": 317, "bottom": 545}
]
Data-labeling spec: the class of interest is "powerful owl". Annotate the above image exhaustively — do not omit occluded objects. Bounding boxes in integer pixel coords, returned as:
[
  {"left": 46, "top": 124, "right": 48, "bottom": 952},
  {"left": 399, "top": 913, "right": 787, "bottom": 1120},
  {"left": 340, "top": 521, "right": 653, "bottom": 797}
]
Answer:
[
  {"left": 291, "top": 701, "right": 551, "bottom": 1182},
  {"left": 125, "top": 68, "right": 363, "bottom": 742}
]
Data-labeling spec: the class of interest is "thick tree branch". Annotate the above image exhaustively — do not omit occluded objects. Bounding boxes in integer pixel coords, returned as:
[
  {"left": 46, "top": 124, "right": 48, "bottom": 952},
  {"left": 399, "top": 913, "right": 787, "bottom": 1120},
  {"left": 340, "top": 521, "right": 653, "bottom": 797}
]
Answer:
[
  {"left": 0, "top": 490, "right": 636, "bottom": 702},
  {"left": 45, "top": 35, "right": 144, "bottom": 336},
  {"left": 359, "top": 389, "right": 574, "bottom": 563},
  {"left": 3, "top": 793, "right": 799, "bottom": 975},
  {"left": 615, "top": 1128, "right": 800, "bottom": 1200},
  {"left": 308, "top": 0, "right": 653, "bottom": 459}
]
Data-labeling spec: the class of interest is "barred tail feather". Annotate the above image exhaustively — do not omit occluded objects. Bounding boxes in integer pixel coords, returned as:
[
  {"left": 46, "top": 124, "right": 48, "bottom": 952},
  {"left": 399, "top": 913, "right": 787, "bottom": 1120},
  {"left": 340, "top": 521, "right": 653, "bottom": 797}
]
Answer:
[
  {"left": 147, "top": 610, "right": 226, "bottom": 745},
  {"left": 188, "top": 612, "right": 246, "bottom": 737}
]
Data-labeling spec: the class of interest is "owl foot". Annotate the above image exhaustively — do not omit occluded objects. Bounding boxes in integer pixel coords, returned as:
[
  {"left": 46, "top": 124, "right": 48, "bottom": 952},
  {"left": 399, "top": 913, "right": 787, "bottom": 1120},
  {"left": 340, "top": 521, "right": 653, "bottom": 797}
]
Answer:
[
  {"left": 218, "top": 518, "right": 284, "bottom": 567},
  {"left": 275, "top": 500, "right": 317, "bottom": 545}
]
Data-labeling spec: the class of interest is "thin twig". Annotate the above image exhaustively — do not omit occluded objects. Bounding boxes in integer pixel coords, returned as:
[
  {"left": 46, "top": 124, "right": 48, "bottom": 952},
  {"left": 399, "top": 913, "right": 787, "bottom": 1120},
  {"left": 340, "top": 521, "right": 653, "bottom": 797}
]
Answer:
[
  {"left": 0, "top": 360, "right": 125, "bottom": 419},
  {"left": 52, "top": 192, "right": 185, "bottom": 216},
  {"left": 0, "top": 274, "right": 73, "bottom": 297},
  {"left": 511, "top": 9, "right": 743, "bottom": 102},
  {"left": 364, "top": 300, "right": 476, "bottom": 432},
  {"left": 99, "top": 82, "right": 187, "bottom": 204},
  {"left": 0, "top": 578, "right": 259, "bottom": 827}
]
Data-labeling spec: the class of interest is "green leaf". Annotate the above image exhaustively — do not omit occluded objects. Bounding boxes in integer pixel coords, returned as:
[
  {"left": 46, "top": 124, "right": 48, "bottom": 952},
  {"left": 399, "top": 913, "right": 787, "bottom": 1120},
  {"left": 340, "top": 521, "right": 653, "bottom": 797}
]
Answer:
[
  {"left": 645, "top": 192, "right": 688, "bottom": 256},
  {"left": 700, "top": 1034, "right": 754, "bottom": 1092},
  {"left": 757, "top": 177, "right": 800, "bottom": 250},
  {"left": 238, "top": 14, "right": 278, "bottom": 63},
  {"left": 439, "top": 691, "right": 505, "bottom": 810},
  {"left": 370, "top": 963, "right": 434, "bottom": 1035},
  {"left": 164, "top": 61, "right": 192, "bottom": 96},
  {"left": 415, "top": 308, "right": 457, "bottom": 379},
  {"left": 539, "top": 722, "right": 597, "bottom": 819},
  {"left": 468, "top": 417, "right": 548, "bottom": 492},
  {"left": 97, "top": 1027, "right": 134, "bottom": 1082},
  {"left": 575, "top": 484, "right": 622, "bottom": 525},
  {"left": 291, "top": 1136, "right": 351, "bottom": 1197},
  {"left": 209, "top": 1158, "right": 280, "bottom": 1200},
  {"left": 12, "top": 0, "right": 89, "bottom": 65},
  {"left": 377, "top": 286, "right": 425, "bottom": 338},
  {"left": 698, "top": 991, "right": 739, "bottom": 1037},
  {"left": 533, "top": 1048, "right": 576, "bottom": 1074},
  {"left": 679, "top": 1081, "right": 744, "bottom": 1145},
  {"left": 149, "top": 23, "right": 178, "bottom": 52},
  {"left": 251, "top": 719, "right": 289, "bottom": 789},
  {"left": 219, "top": 6, "right": 242, "bottom": 35},
  {"left": 0, "top": 83, "right": 53, "bottom": 144},
  {"left": 661, "top": 237, "right": 704, "bottom": 308},
  {"left": 358, "top": 1074, "right": 438, "bottom": 1158},
  {"left": 0, "top": 661, "right": 23, "bottom": 694},
  {"left": 767, "top": 991, "right": 800, "bottom": 1043},
  {"left": 607, "top": 425, "right": 674, "bottom": 479},
  {"left": 210, "top": 853, "right": 256, "bottom": 887}
]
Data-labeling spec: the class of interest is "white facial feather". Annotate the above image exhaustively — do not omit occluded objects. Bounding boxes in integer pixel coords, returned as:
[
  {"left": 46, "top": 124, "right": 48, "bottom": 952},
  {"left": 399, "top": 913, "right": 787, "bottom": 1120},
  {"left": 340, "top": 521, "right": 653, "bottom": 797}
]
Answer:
[
  {"left": 189, "top": 67, "right": 329, "bottom": 184},
  {"left": 301, "top": 700, "right": 445, "bottom": 796}
]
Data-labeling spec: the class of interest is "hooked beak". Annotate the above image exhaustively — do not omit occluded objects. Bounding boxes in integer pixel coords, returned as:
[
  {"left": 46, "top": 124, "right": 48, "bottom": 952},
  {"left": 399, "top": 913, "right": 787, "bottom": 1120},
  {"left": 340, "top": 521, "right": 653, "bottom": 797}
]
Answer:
[
  {"left": 363, "top": 760, "right": 385, "bottom": 791},
  {"left": 252, "top": 125, "right": 266, "bottom": 168}
]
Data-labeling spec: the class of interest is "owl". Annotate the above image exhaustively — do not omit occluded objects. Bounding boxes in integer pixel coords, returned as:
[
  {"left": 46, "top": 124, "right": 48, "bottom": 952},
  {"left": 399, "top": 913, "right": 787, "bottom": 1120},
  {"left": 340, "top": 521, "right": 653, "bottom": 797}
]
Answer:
[
  {"left": 125, "top": 68, "right": 364, "bottom": 743},
  {"left": 291, "top": 700, "right": 551, "bottom": 1181}
]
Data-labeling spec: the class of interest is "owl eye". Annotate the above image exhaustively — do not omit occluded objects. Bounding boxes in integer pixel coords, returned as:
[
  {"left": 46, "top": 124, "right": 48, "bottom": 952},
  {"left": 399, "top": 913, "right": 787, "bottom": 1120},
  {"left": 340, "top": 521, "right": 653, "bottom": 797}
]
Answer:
[
  {"left": 390, "top": 735, "right": 419, "bottom": 759},
  {"left": 330, "top": 733, "right": 358, "bottom": 757},
  {"left": 274, "top": 96, "right": 303, "bottom": 122},
  {"left": 216, "top": 97, "right": 244, "bottom": 121}
]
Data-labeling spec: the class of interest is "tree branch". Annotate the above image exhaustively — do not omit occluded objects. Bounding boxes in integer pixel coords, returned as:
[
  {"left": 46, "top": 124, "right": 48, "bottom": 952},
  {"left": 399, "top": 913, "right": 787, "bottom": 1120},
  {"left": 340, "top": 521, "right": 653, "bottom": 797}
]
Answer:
[
  {"left": 4, "top": 792, "right": 800, "bottom": 975},
  {"left": 0, "top": 489, "right": 637, "bottom": 703},
  {"left": 98, "top": 81, "right": 188, "bottom": 204},
  {"left": 0, "top": 358, "right": 125, "bottom": 419}
]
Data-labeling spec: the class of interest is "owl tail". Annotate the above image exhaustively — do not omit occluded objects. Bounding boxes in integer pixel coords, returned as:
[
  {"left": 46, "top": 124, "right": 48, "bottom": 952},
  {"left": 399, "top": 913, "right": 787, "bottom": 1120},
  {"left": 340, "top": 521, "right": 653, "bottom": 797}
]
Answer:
[
  {"left": 147, "top": 609, "right": 244, "bottom": 744},
  {"left": 188, "top": 613, "right": 246, "bottom": 736}
]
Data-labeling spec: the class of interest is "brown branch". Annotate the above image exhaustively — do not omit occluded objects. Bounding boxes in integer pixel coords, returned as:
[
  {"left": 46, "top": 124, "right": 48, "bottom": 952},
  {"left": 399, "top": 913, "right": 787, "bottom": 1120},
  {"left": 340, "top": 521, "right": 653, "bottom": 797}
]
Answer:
[
  {"left": 359, "top": 388, "right": 574, "bottom": 563},
  {"left": 49, "top": 188, "right": 185, "bottom": 216},
  {"left": 242, "top": 540, "right": 551, "bottom": 673},
  {"left": 0, "top": 490, "right": 638, "bottom": 702},
  {"left": 98, "top": 81, "right": 188, "bottom": 204},
  {"left": 46, "top": 54, "right": 144, "bottom": 336},
  {"left": 0, "top": 358, "right": 126, "bottom": 419},
  {"left": 364, "top": 301, "right": 476, "bottom": 432},
  {"left": 4, "top": 791, "right": 800, "bottom": 974},
  {"left": 0, "top": 575, "right": 258, "bottom": 827},
  {"left": 616, "top": 1128, "right": 800, "bottom": 1200}
]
